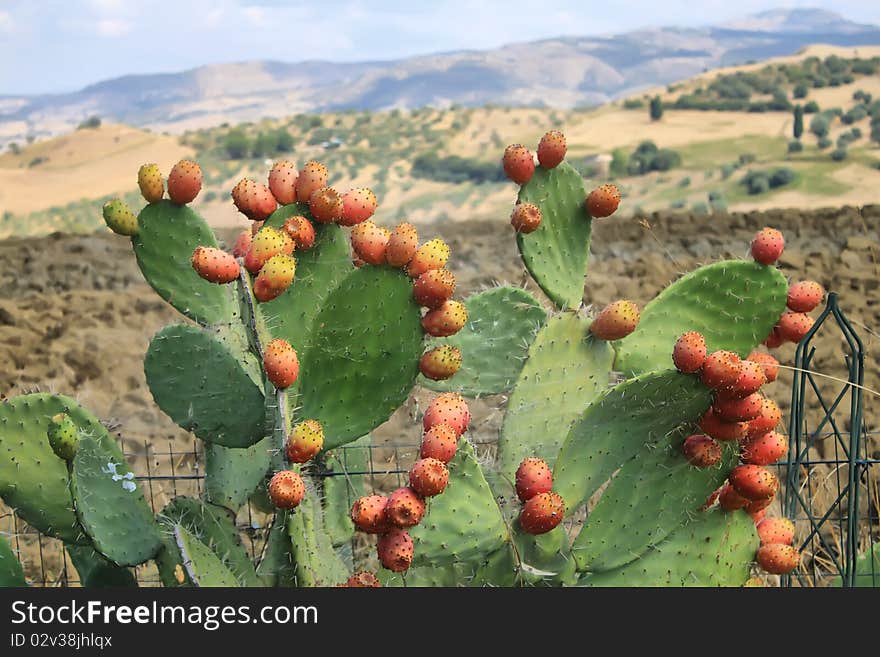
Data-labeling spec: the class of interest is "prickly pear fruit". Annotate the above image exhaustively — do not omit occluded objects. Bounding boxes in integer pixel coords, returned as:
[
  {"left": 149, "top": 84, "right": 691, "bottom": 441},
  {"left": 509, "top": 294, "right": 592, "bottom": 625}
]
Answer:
[
  {"left": 377, "top": 528, "right": 414, "bottom": 573},
  {"left": 681, "top": 434, "right": 722, "bottom": 467},
  {"left": 268, "top": 160, "right": 298, "bottom": 205},
  {"left": 350, "top": 495, "right": 389, "bottom": 534},
  {"left": 502, "top": 144, "right": 535, "bottom": 185},
  {"left": 756, "top": 544, "right": 799, "bottom": 574},
  {"left": 350, "top": 220, "right": 391, "bottom": 266},
  {"left": 340, "top": 187, "right": 378, "bottom": 226},
  {"left": 590, "top": 300, "right": 639, "bottom": 340},
  {"left": 47, "top": 413, "right": 78, "bottom": 461},
  {"left": 510, "top": 202, "right": 542, "bottom": 233},
  {"left": 285, "top": 419, "right": 324, "bottom": 464},
  {"left": 254, "top": 253, "right": 296, "bottom": 302},
  {"left": 764, "top": 327, "right": 784, "bottom": 349},
  {"left": 384, "top": 487, "right": 425, "bottom": 528},
  {"left": 386, "top": 223, "right": 419, "bottom": 268},
  {"left": 232, "top": 230, "right": 252, "bottom": 258},
  {"left": 698, "top": 408, "right": 749, "bottom": 442},
  {"left": 413, "top": 269, "right": 456, "bottom": 309},
  {"left": 714, "top": 393, "right": 764, "bottom": 422},
  {"left": 407, "top": 238, "right": 451, "bottom": 278},
  {"left": 232, "top": 179, "right": 277, "bottom": 221},
  {"left": 787, "top": 280, "right": 824, "bottom": 313},
  {"left": 345, "top": 572, "right": 381, "bottom": 587},
  {"left": 268, "top": 470, "right": 305, "bottom": 510},
  {"left": 701, "top": 351, "right": 742, "bottom": 390},
  {"left": 586, "top": 184, "right": 621, "bottom": 218},
  {"left": 672, "top": 331, "right": 707, "bottom": 374},
  {"left": 419, "top": 345, "right": 462, "bottom": 380},
  {"left": 102, "top": 198, "right": 139, "bottom": 236},
  {"left": 409, "top": 458, "right": 449, "bottom": 497},
  {"left": 729, "top": 465, "right": 779, "bottom": 501},
  {"left": 282, "top": 215, "right": 316, "bottom": 250},
  {"left": 420, "top": 424, "right": 458, "bottom": 463},
  {"left": 745, "top": 495, "right": 773, "bottom": 516},
  {"left": 749, "top": 507, "right": 767, "bottom": 523},
  {"left": 167, "top": 159, "right": 202, "bottom": 205},
  {"left": 423, "top": 393, "right": 470, "bottom": 437},
  {"left": 719, "top": 360, "right": 766, "bottom": 399},
  {"left": 263, "top": 339, "right": 299, "bottom": 389},
  {"left": 718, "top": 483, "right": 750, "bottom": 511},
  {"left": 747, "top": 351, "right": 779, "bottom": 383},
  {"left": 309, "top": 187, "right": 344, "bottom": 224},
  {"left": 137, "top": 163, "right": 164, "bottom": 203},
  {"left": 740, "top": 431, "right": 787, "bottom": 465},
  {"left": 777, "top": 311, "right": 815, "bottom": 343},
  {"left": 244, "top": 226, "right": 294, "bottom": 274},
  {"left": 746, "top": 398, "right": 782, "bottom": 437},
  {"left": 756, "top": 518, "right": 795, "bottom": 546},
  {"left": 421, "top": 300, "right": 467, "bottom": 337},
  {"left": 295, "top": 160, "right": 329, "bottom": 203},
  {"left": 519, "top": 492, "right": 565, "bottom": 535},
  {"left": 537, "top": 130, "right": 566, "bottom": 169},
  {"left": 515, "top": 457, "right": 553, "bottom": 502},
  {"left": 751, "top": 227, "right": 784, "bottom": 265},
  {"left": 191, "top": 246, "right": 240, "bottom": 284}
]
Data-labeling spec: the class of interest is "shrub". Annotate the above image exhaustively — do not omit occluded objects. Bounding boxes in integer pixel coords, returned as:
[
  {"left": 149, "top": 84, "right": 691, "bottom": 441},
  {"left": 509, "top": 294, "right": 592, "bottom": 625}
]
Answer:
[
  {"left": 804, "top": 101, "right": 820, "bottom": 113},
  {"left": 793, "top": 83, "right": 809, "bottom": 99},
  {"left": 223, "top": 129, "right": 249, "bottom": 159},
  {"left": 769, "top": 167, "right": 795, "bottom": 188},
  {"left": 649, "top": 96, "right": 663, "bottom": 121},
  {"left": 810, "top": 114, "right": 830, "bottom": 138},
  {"left": 842, "top": 105, "right": 868, "bottom": 125},
  {"left": 77, "top": 116, "right": 101, "bottom": 130},
  {"left": 787, "top": 140, "right": 804, "bottom": 153},
  {"left": 678, "top": 177, "right": 691, "bottom": 188},
  {"left": 817, "top": 137, "right": 832, "bottom": 150},
  {"left": 831, "top": 147, "right": 848, "bottom": 162},
  {"left": 623, "top": 98, "right": 644, "bottom": 109}
]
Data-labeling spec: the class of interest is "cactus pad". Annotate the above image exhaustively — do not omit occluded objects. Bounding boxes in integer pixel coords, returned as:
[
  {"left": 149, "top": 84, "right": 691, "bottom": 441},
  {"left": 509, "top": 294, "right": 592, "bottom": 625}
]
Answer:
[
  {"left": 173, "top": 525, "right": 240, "bottom": 587},
  {"left": 204, "top": 439, "right": 273, "bottom": 512},
  {"left": 512, "top": 526, "right": 578, "bottom": 586},
  {"left": 323, "top": 435, "right": 371, "bottom": 547},
  {"left": 423, "top": 286, "right": 547, "bottom": 396},
  {"left": 0, "top": 535, "right": 26, "bottom": 587},
  {"left": 66, "top": 545, "right": 137, "bottom": 587},
  {"left": 256, "top": 513, "right": 296, "bottom": 587},
  {"left": 287, "top": 482, "right": 349, "bottom": 586}
]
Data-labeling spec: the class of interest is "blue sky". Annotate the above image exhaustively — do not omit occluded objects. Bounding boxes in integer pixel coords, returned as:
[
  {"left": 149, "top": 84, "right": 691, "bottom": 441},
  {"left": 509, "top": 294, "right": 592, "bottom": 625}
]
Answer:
[{"left": 1, "top": 0, "right": 879, "bottom": 95}]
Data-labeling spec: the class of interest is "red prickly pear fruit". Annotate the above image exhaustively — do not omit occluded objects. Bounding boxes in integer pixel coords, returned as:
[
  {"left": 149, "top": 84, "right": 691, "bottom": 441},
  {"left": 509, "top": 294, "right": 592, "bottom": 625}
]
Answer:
[
  {"left": 232, "top": 179, "right": 277, "bottom": 221},
  {"left": 745, "top": 495, "right": 774, "bottom": 516},
  {"left": 420, "top": 424, "right": 458, "bottom": 463},
  {"left": 407, "top": 238, "right": 450, "bottom": 278},
  {"left": 386, "top": 223, "right": 419, "bottom": 268},
  {"left": 698, "top": 408, "right": 749, "bottom": 442},
  {"left": 515, "top": 457, "right": 553, "bottom": 502},
  {"left": 756, "top": 544, "right": 799, "bottom": 574},
  {"left": 757, "top": 517, "right": 795, "bottom": 546},
  {"left": 409, "top": 458, "right": 449, "bottom": 497},
  {"left": 519, "top": 492, "right": 565, "bottom": 535},
  {"left": 747, "top": 351, "right": 780, "bottom": 383},
  {"left": 787, "top": 280, "right": 824, "bottom": 313},
  {"left": 590, "top": 300, "right": 639, "bottom": 340},
  {"left": 167, "top": 159, "right": 202, "bottom": 205},
  {"left": 191, "top": 246, "right": 240, "bottom": 284},
  {"left": 295, "top": 160, "right": 329, "bottom": 203},
  {"left": 510, "top": 202, "right": 542, "bottom": 234},
  {"left": 282, "top": 215, "right": 316, "bottom": 250},
  {"left": 729, "top": 464, "right": 779, "bottom": 501},
  {"left": 254, "top": 253, "right": 296, "bottom": 302},
  {"left": 740, "top": 430, "right": 787, "bottom": 465},
  {"left": 681, "top": 434, "right": 722, "bottom": 467},
  {"left": 763, "top": 327, "right": 784, "bottom": 349},
  {"left": 308, "top": 186, "right": 344, "bottom": 224},
  {"left": 777, "top": 311, "right": 815, "bottom": 343},
  {"left": 340, "top": 187, "right": 378, "bottom": 226},
  {"left": 285, "top": 419, "right": 324, "bottom": 464},
  {"left": 749, "top": 507, "right": 767, "bottom": 523},
  {"left": 377, "top": 528, "right": 414, "bottom": 573},
  {"left": 719, "top": 360, "right": 766, "bottom": 399},
  {"left": 413, "top": 268, "right": 456, "bottom": 309},
  {"left": 244, "top": 226, "right": 294, "bottom": 274},
  {"left": 718, "top": 483, "right": 750, "bottom": 511},
  {"left": 586, "top": 184, "right": 621, "bottom": 218},
  {"left": 102, "top": 198, "right": 139, "bottom": 236},
  {"left": 137, "top": 163, "right": 164, "bottom": 203},
  {"left": 421, "top": 300, "right": 467, "bottom": 337},
  {"left": 350, "top": 495, "right": 389, "bottom": 534},
  {"left": 268, "top": 160, "right": 298, "bottom": 205},
  {"left": 536, "top": 130, "right": 566, "bottom": 169},
  {"left": 232, "top": 230, "right": 252, "bottom": 258},
  {"left": 345, "top": 572, "right": 381, "bottom": 587},
  {"left": 502, "top": 144, "right": 535, "bottom": 185},
  {"left": 419, "top": 345, "right": 462, "bottom": 380},
  {"left": 263, "top": 339, "right": 299, "bottom": 389},
  {"left": 701, "top": 350, "right": 742, "bottom": 389},
  {"left": 350, "top": 220, "right": 391, "bottom": 265},
  {"left": 268, "top": 470, "right": 305, "bottom": 510},
  {"left": 714, "top": 393, "right": 764, "bottom": 422},
  {"left": 384, "top": 487, "right": 425, "bottom": 528},
  {"left": 750, "top": 227, "right": 784, "bottom": 265},
  {"left": 672, "top": 331, "right": 707, "bottom": 373},
  {"left": 423, "top": 392, "right": 470, "bottom": 437},
  {"left": 746, "top": 398, "right": 782, "bottom": 437},
  {"left": 700, "top": 488, "right": 721, "bottom": 511}
]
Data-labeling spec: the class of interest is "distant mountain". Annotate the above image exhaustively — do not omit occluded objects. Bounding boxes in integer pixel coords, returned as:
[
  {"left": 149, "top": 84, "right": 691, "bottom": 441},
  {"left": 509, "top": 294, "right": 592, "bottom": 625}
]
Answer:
[{"left": 2, "top": 8, "right": 879, "bottom": 146}]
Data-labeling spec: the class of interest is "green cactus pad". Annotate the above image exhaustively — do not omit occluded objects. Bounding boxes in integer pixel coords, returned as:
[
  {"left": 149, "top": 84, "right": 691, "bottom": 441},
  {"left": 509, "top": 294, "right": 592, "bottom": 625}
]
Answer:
[
  {"left": 572, "top": 438, "right": 737, "bottom": 573},
  {"left": 256, "top": 513, "right": 296, "bottom": 587},
  {"left": 173, "top": 525, "right": 240, "bottom": 587},
  {"left": 498, "top": 314, "right": 614, "bottom": 479},
  {"left": 0, "top": 393, "right": 120, "bottom": 544},
  {"left": 615, "top": 260, "right": 789, "bottom": 375},
  {"left": 144, "top": 324, "right": 266, "bottom": 447},
  {"left": 156, "top": 497, "right": 258, "bottom": 587},
  {"left": 513, "top": 526, "right": 578, "bottom": 586},
  {"left": 0, "top": 535, "right": 26, "bottom": 587},
  {"left": 422, "top": 286, "right": 547, "bottom": 396},
  {"left": 380, "top": 563, "right": 463, "bottom": 587},
  {"left": 323, "top": 435, "right": 371, "bottom": 547},
  {"left": 296, "top": 267, "right": 423, "bottom": 449},
  {"left": 579, "top": 509, "right": 757, "bottom": 587},
  {"left": 835, "top": 543, "right": 880, "bottom": 587},
  {"left": 410, "top": 440, "right": 507, "bottom": 566},
  {"left": 287, "top": 482, "right": 349, "bottom": 587},
  {"left": 133, "top": 200, "right": 235, "bottom": 326},
  {"left": 66, "top": 546, "right": 137, "bottom": 587},
  {"left": 515, "top": 163, "right": 591, "bottom": 310},
  {"left": 204, "top": 439, "right": 273, "bottom": 512},
  {"left": 69, "top": 433, "right": 163, "bottom": 566},
  {"left": 554, "top": 369, "right": 713, "bottom": 513}
]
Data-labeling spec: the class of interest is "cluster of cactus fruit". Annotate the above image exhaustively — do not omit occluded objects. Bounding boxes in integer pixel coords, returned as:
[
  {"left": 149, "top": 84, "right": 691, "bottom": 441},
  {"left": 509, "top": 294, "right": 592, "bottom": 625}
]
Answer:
[{"left": 0, "top": 125, "right": 829, "bottom": 587}]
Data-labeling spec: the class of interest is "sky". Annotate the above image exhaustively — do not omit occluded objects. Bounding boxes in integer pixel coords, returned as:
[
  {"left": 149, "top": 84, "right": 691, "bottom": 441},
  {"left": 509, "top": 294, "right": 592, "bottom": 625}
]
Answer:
[{"left": 1, "top": 0, "right": 879, "bottom": 95}]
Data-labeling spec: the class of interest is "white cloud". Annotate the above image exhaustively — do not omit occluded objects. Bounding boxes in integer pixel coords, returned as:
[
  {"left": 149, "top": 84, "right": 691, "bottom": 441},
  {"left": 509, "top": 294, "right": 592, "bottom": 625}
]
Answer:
[
  {"left": 0, "top": 10, "right": 13, "bottom": 33},
  {"left": 96, "top": 18, "right": 132, "bottom": 37}
]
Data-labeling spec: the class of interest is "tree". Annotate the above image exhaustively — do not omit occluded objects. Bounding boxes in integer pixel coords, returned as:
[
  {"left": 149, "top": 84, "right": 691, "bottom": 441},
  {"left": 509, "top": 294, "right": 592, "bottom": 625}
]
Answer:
[
  {"left": 793, "top": 83, "right": 809, "bottom": 99},
  {"left": 223, "top": 129, "right": 250, "bottom": 159},
  {"left": 649, "top": 96, "right": 663, "bottom": 121},
  {"left": 810, "top": 114, "right": 830, "bottom": 139},
  {"left": 793, "top": 105, "right": 804, "bottom": 139}
]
